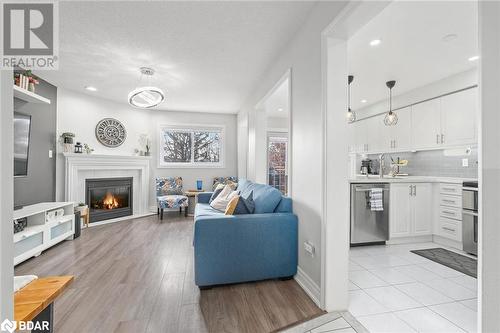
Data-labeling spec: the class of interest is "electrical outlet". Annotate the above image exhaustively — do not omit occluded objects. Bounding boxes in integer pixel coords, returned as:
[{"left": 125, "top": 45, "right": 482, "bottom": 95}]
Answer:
[
  {"left": 48, "top": 150, "right": 53, "bottom": 158},
  {"left": 462, "top": 158, "right": 469, "bottom": 167},
  {"left": 303, "top": 241, "right": 315, "bottom": 257}
]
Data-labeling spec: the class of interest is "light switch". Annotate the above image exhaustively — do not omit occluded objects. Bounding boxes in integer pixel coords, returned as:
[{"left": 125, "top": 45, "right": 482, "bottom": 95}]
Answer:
[
  {"left": 49, "top": 150, "right": 53, "bottom": 158},
  {"left": 462, "top": 158, "right": 468, "bottom": 167}
]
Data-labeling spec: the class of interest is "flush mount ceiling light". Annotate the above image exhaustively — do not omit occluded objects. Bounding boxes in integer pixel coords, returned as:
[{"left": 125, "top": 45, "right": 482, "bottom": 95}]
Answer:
[
  {"left": 468, "top": 55, "right": 480, "bottom": 62},
  {"left": 85, "top": 86, "right": 97, "bottom": 92},
  {"left": 346, "top": 75, "right": 356, "bottom": 123},
  {"left": 128, "top": 67, "right": 165, "bottom": 109},
  {"left": 384, "top": 80, "right": 398, "bottom": 126},
  {"left": 369, "top": 39, "right": 381, "bottom": 46},
  {"left": 361, "top": 99, "right": 367, "bottom": 104},
  {"left": 277, "top": 107, "right": 284, "bottom": 112}
]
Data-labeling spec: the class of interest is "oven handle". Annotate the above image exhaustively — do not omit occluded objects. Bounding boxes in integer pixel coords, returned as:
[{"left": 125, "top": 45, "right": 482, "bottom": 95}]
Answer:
[
  {"left": 462, "top": 187, "right": 478, "bottom": 191},
  {"left": 355, "top": 188, "right": 389, "bottom": 192},
  {"left": 462, "top": 210, "right": 478, "bottom": 217}
]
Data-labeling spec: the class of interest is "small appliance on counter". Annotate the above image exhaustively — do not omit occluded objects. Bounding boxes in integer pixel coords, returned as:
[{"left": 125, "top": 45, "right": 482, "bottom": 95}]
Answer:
[
  {"left": 462, "top": 181, "right": 478, "bottom": 256},
  {"left": 360, "top": 158, "right": 373, "bottom": 175}
]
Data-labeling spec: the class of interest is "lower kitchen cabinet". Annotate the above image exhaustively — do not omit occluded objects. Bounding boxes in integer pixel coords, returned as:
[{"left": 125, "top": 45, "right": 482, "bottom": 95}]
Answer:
[{"left": 390, "top": 183, "right": 432, "bottom": 239}]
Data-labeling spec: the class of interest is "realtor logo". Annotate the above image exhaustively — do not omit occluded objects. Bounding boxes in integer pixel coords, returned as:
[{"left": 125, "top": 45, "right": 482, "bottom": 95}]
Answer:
[
  {"left": 0, "top": 319, "right": 16, "bottom": 333},
  {"left": 1, "top": 1, "right": 59, "bottom": 69}
]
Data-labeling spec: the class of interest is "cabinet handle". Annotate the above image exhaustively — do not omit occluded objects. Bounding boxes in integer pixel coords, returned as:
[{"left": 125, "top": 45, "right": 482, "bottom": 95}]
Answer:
[
  {"left": 441, "top": 134, "right": 445, "bottom": 144},
  {"left": 409, "top": 185, "right": 412, "bottom": 196},
  {"left": 413, "top": 185, "right": 416, "bottom": 196},
  {"left": 442, "top": 187, "right": 455, "bottom": 192},
  {"left": 442, "top": 210, "right": 455, "bottom": 215},
  {"left": 394, "top": 140, "right": 396, "bottom": 148},
  {"left": 443, "top": 199, "right": 455, "bottom": 203},
  {"left": 443, "top": 226, "right": 456, "bottom": 232},
  {"left": 436, "top": 134, "right": 440, "bottom": 144}
]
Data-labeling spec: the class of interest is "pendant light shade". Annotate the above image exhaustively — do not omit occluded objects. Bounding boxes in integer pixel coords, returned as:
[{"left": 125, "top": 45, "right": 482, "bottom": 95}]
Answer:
[
  {"left": 384, "top": 80, "right": 398, "bottom": 126},
  {"left": 346, "top": 75, "right": 356, "bottom": 123},
  {"left": 128, "top": 67, "right": 165, "bottom": 109}
]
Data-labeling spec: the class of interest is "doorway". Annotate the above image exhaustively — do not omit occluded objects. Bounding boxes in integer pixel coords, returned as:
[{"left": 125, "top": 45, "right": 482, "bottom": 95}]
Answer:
[{"left": 267, "top": 132, "right": 288, "bottom": 195}]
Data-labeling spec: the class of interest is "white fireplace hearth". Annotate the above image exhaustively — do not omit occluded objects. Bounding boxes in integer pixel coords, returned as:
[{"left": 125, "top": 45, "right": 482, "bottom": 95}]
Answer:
[{"left": 64, "top": 153, "right": 152, "bottom": 225}]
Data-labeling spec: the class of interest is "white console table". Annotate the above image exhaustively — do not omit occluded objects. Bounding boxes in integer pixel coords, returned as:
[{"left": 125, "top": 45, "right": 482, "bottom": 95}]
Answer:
[{"left": 14, "top": 202, "right": 75, "bottom": 265}]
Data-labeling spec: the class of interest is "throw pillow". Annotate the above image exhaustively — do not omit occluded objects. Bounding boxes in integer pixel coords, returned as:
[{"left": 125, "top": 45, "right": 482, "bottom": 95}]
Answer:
[
  {"left": 225, "top": 191, "right": 255, "bottom": 215},
  {"left": 210, "top": 185, "right": 238, "bottom": 211},
  {"left": 209, "top": 183, "right": 225, "bottom": 203}
]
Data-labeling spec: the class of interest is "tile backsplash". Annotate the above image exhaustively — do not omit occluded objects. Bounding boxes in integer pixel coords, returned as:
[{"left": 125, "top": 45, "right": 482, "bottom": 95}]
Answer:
[{"left": 363, "top": 148, "right": 478, "bottom": 179}]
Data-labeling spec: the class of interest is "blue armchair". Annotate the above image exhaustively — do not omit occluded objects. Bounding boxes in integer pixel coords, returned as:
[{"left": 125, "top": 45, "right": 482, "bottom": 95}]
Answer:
[
  {"left": 156, "top": 177, "right": 188, "bottom": 220},
  {"left": 193, "top": 179, "right": 298, "bottom": 287}
]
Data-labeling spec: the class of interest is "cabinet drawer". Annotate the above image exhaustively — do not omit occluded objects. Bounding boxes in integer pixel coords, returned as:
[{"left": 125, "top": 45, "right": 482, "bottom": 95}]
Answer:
[
  {"left": 14, "top": 231, "right": 43, "bottom": 257},
  {"left": 438, "top": 217, "right": 462, "bottom": 242},
  {"left": 439, "top": 183, "right": 462, "bottom": 196},
  {"left": 439, "top": 206, "right": 462, "bottom": 221},
  {"left": 440, "top": 194, "right": 462, "bottom": 208}
]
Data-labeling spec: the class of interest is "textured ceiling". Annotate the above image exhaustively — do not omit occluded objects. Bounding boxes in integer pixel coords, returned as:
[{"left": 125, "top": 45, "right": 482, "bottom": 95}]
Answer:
[{"left": 40, "top": 1, "right": 316, "bottom": 113}]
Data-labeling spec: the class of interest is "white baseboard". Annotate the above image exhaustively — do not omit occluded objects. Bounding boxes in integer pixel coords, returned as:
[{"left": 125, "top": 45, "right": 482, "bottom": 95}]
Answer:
[
  {"left": 294, "top": 266, "right": 321, "bottom": 307},
  {"left": 386, "top": 235, "right": 433, "bottom": 245}
]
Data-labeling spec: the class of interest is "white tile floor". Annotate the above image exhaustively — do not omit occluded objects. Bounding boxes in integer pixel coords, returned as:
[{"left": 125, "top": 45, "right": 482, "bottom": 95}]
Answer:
[{"left": 349, "top": 242, "right": 478, "bottom": 333}]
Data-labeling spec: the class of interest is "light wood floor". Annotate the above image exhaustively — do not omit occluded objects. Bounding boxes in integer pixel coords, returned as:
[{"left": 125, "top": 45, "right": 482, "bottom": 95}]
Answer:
[{"left": 15, "top": 214, "right": 323, "bottom": 333}]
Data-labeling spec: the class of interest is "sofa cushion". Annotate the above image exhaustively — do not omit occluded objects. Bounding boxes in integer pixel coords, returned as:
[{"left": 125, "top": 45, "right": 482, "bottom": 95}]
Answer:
[
  {"left": 225, "top": 191, "right": 255, "bottom": 215},
  {"left": 195, "top": 203, "right": 224, "bottom": 218},
  {"left": 209, "top": 184, "right": 225, "bottom": 204},
  {"left": 210, "top": 185, "right": 239, "bottom": 211},
  {"left": 240, "top": 182, "right": 282, "bottom": 214}
]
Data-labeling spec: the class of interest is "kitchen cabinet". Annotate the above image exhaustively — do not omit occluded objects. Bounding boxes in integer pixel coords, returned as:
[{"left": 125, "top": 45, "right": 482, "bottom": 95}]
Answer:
[
  {"left": 441, "top": 87, "right": 477, "bottom": 146},
  {"left": 389, "top": 183, "right": 432, "bottom": 239},
  {"left": 411, "top": 98, "right": 442, "bottom": 150},
  {"left": 386, "top": 106, "right": 411, "bottom": 151}
]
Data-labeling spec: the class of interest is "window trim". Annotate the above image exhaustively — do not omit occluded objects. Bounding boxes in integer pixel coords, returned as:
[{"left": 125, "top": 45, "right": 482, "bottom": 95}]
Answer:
[{"left": 158, "top": 124, "right": 225, "bottom": 168}]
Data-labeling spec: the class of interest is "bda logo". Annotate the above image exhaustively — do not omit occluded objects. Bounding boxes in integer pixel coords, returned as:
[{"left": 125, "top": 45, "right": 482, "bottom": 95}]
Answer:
[{"left": 0, "top": 319, "right": 16, "bottom": 333}]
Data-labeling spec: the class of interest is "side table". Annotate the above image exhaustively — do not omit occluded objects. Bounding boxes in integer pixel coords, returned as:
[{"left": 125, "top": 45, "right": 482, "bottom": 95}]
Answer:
[{"left": 185, "top": 190, "right": 205, "bottom": 217}]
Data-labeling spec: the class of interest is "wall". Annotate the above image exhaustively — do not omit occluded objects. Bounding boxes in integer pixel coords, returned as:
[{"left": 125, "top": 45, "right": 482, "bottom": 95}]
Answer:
[
  {"left": 14, "top": 76, "right": 57, "bottom": 207},
  {"left": 238, "top": 1, "right": 348, "bottom": 296},
  {"left": 0, "top": 69, "right": 14, "bottom": 323},
  {"left": 266, "top": 116, "right": 289, "bottom": 131},
  {"left": 56, "top": 88, "right": 238, "bottom": 208}
]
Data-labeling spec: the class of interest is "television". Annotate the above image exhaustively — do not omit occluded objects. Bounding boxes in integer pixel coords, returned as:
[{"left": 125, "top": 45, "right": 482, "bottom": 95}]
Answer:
[{"left": 14, "top": 112, "right": 31, "bottom": 177}]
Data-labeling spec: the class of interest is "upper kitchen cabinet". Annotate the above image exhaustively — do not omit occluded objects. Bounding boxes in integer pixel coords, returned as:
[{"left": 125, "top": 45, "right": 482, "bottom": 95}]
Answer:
[
  {"left": 440, "top": 87, "right": 478, "bottom": 146},
  {"left": 388, "top": 106, "right": 411, "bottom": 152},
  {"left": 411, "top": 98, "right": 442, "bottom": 150}
]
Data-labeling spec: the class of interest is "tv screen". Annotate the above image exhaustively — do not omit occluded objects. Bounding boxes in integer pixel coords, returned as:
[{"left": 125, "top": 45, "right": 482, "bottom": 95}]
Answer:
[{"left": 14, "top": 112, "right": 31, "bottom": 177}]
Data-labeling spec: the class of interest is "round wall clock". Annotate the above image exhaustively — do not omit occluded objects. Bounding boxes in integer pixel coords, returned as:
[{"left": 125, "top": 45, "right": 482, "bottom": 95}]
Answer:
[{"left": 95, "top": 118, "right": 127, "bottom": 147}]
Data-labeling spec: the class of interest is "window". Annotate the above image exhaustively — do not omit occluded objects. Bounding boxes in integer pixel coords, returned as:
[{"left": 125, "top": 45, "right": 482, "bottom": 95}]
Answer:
[
  {"left": 159, "top": 126, "right": 224, "bottom": 167},
  {"left": 267, "top": 133, "right": 288, "bottom": 195}
]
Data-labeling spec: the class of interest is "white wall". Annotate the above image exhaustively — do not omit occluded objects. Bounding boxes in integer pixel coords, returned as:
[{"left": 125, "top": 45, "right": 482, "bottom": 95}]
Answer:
[
  {"left": 0, "top": 70, "right": 14, "bottom": 322},
  {"left": 56, "top": 88, "right": 238, "bottom": 208},
  {"left": 479, "top": 1, "right": 500, "bottom": 331},
  {"left": 267, "top": 116, "right": 289, "bottom": 132},
  {"left": 238, "top": 1, "right": 348, "bottom": 297}
]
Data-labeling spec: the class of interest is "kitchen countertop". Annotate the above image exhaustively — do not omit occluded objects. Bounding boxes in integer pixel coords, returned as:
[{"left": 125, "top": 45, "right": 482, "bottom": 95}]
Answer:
[{"left": 349, "top": 175, "right": 478, "bottom": 184}]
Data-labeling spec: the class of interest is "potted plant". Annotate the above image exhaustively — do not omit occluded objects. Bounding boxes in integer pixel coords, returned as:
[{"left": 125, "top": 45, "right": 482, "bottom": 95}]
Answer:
[
  {"left": 83, "top": 143, "right": 94, "bottom": 154},
  {"left": 61, "top": 132, "right": 75, "bottom": 144},
  {"left": 74, "top": 202, "right": 88, "bottom": 213}
]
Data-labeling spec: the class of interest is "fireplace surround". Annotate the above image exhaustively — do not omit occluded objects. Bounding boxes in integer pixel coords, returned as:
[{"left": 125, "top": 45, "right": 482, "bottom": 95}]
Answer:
[{"left": 85, "top": 177, "right": 133, "bottom": 223}]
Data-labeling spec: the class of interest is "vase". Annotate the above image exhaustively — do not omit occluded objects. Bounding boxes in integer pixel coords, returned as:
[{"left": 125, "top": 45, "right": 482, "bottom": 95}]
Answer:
[{"left": 196, "top": 180, "right": 203, "bottom": 191}]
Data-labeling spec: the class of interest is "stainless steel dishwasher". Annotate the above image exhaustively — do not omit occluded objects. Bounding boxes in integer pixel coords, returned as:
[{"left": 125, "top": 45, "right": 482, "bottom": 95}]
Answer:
[{"left": 350, "top": 183, "right": 390, "bottom": 246}]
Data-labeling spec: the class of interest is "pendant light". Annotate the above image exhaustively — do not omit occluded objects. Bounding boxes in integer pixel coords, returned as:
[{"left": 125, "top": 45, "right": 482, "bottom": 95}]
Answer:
[
  {"left": 346, "top": 75, "right": 356, "bottom": 123},
  {"left": 128, "top": 67, "right": 165, "bottom": 109},
  {"left": 384, "top": 80, "right": 398, "bottom": 126}
]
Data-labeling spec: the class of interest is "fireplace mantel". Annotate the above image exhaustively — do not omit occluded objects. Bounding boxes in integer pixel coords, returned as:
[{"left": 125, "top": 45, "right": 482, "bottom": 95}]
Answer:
[{"left": 64, "top": 153, "right": 151, "bottom": 225}]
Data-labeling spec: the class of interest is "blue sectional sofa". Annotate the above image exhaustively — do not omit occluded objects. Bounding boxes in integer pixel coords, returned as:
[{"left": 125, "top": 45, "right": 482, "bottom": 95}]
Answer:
[{"left": 193, "top": 179, "right": 298, "bottom": 287}]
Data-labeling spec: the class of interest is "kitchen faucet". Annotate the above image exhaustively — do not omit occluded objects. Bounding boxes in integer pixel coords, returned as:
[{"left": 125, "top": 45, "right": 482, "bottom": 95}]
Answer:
[{"left": 379, "top": 154, "right": 385, "bottom": 178}]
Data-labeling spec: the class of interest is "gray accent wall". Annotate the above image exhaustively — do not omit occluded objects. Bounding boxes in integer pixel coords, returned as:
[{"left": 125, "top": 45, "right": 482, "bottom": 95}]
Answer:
[{"left": 14, "top": 76, "right": 57, "bottom": 207}]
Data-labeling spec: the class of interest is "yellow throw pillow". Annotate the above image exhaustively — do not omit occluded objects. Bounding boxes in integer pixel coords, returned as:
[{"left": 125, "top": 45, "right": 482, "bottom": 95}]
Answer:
[{"left": 225, "top": 195, "right": 240, "bottom": 215}]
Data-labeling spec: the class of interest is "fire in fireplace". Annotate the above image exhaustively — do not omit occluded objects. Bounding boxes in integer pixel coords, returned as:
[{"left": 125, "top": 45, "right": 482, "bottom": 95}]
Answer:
[{"left": 85, "top": 177, "right": 133, "bottom": 223}]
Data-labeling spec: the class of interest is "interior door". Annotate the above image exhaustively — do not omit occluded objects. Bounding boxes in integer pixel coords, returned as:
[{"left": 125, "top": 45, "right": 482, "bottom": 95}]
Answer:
[
  {"left": 441, "top": 88, "right": 478, "bottom": 146},
  {"left": 389, "top": 184, "right": 412, "bottom": 238},
  {"left": 411, "top": 99, "right": 441, "bottom": 150},
  {"left": 412, "top": 183, "right": 433, "bottom": 235}
]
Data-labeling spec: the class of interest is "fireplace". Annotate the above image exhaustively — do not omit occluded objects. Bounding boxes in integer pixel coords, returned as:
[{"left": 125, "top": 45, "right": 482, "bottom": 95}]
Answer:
[{"left": 85, "top": 177, "right": 133, "bottom": 223}]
